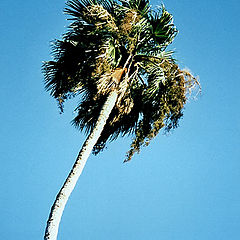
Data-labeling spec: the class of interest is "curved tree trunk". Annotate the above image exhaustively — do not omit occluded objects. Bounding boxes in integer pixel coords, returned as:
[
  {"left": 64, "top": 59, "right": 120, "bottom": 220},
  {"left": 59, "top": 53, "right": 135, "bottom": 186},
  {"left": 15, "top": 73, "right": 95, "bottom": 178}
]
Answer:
[{"left": 44, "top": 90, "right": 118, "bottom": 240}]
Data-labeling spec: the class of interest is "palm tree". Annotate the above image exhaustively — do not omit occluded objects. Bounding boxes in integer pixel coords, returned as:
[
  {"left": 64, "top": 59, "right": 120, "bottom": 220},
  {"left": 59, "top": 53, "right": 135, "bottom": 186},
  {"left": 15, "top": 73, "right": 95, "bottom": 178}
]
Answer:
[{"left": 42, "top": 0, "right": 199, "bottom": 239}]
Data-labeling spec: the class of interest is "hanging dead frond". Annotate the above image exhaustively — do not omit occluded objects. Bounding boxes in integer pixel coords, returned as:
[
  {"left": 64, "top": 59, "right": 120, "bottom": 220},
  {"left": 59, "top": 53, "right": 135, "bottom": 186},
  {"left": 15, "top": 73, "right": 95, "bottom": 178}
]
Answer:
[{"left": 181, "top": 69, "right": 201, "bottom": 99}]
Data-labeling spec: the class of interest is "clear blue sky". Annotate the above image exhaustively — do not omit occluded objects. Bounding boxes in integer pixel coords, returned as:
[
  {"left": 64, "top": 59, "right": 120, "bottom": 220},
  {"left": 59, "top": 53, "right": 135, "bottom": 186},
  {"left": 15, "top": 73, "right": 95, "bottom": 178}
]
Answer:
[{"left": 0, "top": 0, "right": 240, "bottom": 239}]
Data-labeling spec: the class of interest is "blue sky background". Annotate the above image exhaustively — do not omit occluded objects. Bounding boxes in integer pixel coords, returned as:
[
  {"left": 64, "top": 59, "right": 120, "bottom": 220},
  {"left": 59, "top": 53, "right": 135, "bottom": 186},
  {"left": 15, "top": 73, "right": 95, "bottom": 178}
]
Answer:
[{"left": 0, "top": 0, "right": 240, "bottom": 239}]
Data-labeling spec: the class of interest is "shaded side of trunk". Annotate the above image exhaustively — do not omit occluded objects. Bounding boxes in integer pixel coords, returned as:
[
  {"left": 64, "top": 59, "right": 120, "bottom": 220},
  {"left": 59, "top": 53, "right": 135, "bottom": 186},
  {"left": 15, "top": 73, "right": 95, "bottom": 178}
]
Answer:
[{"left": 44, "top": 90, "right": 118, "bottom": 240}]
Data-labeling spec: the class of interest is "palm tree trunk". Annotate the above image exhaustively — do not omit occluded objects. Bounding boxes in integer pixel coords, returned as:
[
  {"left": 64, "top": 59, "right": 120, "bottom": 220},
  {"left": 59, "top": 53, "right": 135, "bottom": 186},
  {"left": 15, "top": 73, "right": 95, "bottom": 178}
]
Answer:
[{"left": 44, "top": 90, "right": 118, "bottom": 240}]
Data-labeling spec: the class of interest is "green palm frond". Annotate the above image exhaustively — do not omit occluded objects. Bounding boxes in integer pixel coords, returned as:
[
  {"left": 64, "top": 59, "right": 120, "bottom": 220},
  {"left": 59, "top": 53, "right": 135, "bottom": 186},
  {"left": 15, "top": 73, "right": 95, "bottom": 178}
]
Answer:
[
  {"left": 72, "top": 93, "right": 105, "bottom": 134},
  {"left": 146, "top": 63, "right": 166, "bottom": 97},
  {"left": 134, "top": 50, "right": 175, "bottom": 65},
  {"left": 98, "top": 0, "right": 115, "bottom": 14},
  {"left": 64, "top": 0, "right": 96, "bottom": 20},
  {"left": 120, "top": 0, "right": 150, "bottom": 17},
  {"left": 102, "top": 38, "right": 122, "bottom": 66},
  {"left": 149, "top": 5, "right": 178, "bottom": 48},
  {"left": 42, "top": 22, "right": 103, "bottom": 101}
]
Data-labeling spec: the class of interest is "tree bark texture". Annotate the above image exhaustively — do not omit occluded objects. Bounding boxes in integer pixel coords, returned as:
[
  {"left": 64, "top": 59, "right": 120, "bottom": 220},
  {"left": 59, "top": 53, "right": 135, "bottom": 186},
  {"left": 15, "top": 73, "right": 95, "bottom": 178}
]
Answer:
[{"left": 44, "top": 90, "right": 118, "bottom": 240}]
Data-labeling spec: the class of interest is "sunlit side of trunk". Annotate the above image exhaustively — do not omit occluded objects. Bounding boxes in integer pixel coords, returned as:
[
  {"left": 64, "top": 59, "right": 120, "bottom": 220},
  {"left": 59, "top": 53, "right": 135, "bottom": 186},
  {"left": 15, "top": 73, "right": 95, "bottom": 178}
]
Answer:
[{"left": 44, "top": 90, "right": 118, "bottom": 240}]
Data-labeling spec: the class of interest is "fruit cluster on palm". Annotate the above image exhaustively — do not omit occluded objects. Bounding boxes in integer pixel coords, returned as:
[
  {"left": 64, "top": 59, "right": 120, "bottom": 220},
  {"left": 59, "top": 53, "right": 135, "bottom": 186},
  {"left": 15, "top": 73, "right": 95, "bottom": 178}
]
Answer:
[{"left": 43, "top": 0, "right": 199, "bottom": 239}]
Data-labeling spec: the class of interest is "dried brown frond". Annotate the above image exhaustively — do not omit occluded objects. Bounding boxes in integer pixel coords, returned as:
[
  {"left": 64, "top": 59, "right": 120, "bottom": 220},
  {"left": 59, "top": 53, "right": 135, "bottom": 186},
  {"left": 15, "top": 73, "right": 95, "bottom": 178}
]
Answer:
[
  {"left": 85, "top": 5, "right": 117, "bottom": 31},
  {"left": 95, "top": 67, "right": 127, "bottom": 96},
  {"left": 181, "top": 69, "right": 201, "bottom": 99},
  {"left": 158, "top": 61, "right": 200, "bottom": 100},
  {"left": 110, "top": 97, "right": 134, "bottom": 124},
  {"left": 94, "top": 68, "right": 134, "bottom": 124},
  {"left": 120, "top": 10, "right": 141, "bottom": 35},
  {"left": 94, "top": 52, "right": 112, "bottom": 76}
]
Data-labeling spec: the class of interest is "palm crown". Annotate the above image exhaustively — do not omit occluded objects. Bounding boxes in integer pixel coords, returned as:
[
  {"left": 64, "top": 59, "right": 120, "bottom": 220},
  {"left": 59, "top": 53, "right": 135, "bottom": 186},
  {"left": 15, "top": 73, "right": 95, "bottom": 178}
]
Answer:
[{"left": 43, "top": 0, "right": 198, "bottom": 161}]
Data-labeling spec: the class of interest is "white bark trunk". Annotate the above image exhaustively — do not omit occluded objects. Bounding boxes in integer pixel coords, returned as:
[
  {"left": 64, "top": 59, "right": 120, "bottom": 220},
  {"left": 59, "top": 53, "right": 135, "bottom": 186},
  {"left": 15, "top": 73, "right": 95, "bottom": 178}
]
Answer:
[{"left": 44, "top": 90, "right": 118, "bottom": 240}]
